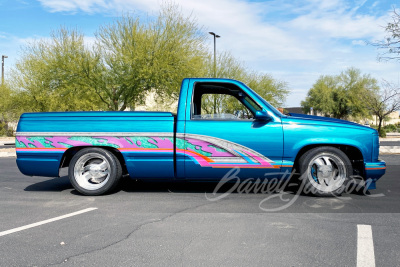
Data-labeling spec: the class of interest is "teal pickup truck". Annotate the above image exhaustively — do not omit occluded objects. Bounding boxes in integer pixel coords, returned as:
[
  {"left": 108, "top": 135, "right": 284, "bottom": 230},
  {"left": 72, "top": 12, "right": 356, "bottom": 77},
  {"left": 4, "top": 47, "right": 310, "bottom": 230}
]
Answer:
[{"left": 15, "top": 78, "right": 386, "bottom": 196}]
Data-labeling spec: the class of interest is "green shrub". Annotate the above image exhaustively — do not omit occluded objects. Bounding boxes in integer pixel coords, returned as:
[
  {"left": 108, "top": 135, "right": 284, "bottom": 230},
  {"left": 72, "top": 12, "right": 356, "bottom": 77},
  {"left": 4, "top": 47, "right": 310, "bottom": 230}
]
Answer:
[
  {"left": 0, "top": 122, "right": 14, "bottom": 137},
  {"left": 383, "top": 124, "right": 398, "bottom": 133},
  {"left": 378, "top": 128, "right": 387, "bottom": 138}
]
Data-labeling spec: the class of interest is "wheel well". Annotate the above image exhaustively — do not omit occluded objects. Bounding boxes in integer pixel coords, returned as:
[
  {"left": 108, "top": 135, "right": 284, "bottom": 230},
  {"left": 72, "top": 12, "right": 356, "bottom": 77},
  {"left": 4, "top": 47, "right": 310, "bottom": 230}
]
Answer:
[
  {"left": 60, "top": 146, "right": 128, "bottom": 175},
  {"left": 293, "top": 144, "right": 365, "bottom": 178}
]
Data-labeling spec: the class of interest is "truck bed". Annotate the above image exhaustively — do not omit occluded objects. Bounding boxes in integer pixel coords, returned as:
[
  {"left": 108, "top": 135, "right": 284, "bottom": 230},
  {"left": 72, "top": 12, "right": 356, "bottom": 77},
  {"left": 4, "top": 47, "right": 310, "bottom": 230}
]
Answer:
[
  {"left": 16, "top": 111, "right": 176, "bottom": 178},
  {"left": 17, "top": 111, "right": 175, "bottom": 132}
]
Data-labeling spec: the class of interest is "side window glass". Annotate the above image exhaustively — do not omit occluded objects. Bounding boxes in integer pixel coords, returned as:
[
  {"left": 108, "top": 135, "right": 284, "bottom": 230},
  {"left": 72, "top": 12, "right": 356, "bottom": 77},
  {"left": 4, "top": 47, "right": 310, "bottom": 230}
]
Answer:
[
  {"left": 197, "top": 94, "right": 253, "bottom": 119},
  {"left": 191, "top": 83, "right": 262, "bottom": 120}
]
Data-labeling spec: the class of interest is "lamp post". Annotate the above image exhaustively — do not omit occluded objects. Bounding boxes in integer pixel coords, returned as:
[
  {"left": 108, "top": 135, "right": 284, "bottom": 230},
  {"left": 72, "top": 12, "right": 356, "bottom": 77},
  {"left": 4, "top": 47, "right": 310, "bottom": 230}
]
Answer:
[
  {"left": 208, "top": 32, "right": 220, "bottom": 78},
  {"left": 1, "top": 55, "right": 8, "bottom": 86},
  {"left": 209, "top": 32, "right": 220, "bottom": 115}
]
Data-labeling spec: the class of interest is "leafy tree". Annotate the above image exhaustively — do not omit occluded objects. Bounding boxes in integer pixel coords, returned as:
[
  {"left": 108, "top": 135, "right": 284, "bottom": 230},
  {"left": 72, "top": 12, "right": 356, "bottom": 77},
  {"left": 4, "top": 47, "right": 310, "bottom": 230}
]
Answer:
[
  {"left": 243, "top": 72, "right": 288, "bottom": 107},
  {"left": 0, "top": 84, "right": 10, "bottom": 119},
  {"left": 11, "top": 4, "right": 207, "bottom": 112},
  {"left": 0, "top": 83, "right": 22, "bottom": 136},
  {"left": 301, "top": 68, "right": 379, "bottom": 119},
  {"left": 201, "top": 51, "right": 289, "bottom": 114},
  {"left": 11, "top": 28, "right": 105, "bottom": 112},
  {"left": 0, "top": 84, "right": 11, "bottom": 135},
  {"left": 94, "top": 4, "right": 208, "bottom": 110},
  {"left": 10, "top": 4, "right": 288, "bottom": 114},
  {"left": 301, "top": 75, "right": 336, "bottom": 117},
  {"left": 214, "top": 51, "right": 288, "bottom": 106},
  {"left": 362, "top": 81, "right": 400, "bottom": 136}
]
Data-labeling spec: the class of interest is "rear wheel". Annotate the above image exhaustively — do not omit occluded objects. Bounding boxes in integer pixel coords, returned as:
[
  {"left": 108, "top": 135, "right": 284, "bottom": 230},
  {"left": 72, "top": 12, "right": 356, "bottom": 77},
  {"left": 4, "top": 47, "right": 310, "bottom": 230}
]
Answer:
[
  {"left": 68, "top": 148, "right": 122, "bottom": 196},
  {"left": 298, "top": 147, "right": 352, "bottom": 197}
]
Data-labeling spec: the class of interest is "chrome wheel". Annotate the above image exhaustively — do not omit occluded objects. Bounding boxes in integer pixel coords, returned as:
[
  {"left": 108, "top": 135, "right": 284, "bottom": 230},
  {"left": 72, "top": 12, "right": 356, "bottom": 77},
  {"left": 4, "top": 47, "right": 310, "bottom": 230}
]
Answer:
[
  {"left": 73, "top": 153, "right": 111, "bottom": 191},
  {"left": 307, "top": 152, "right": 347, "bottom": 193}
]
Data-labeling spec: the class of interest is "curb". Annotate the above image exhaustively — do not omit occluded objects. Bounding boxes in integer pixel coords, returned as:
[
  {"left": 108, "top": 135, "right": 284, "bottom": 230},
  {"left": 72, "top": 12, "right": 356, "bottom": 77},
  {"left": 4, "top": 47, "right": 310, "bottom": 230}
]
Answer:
[
  {"left": 0, "top": 151, "right": 16, "bottom": 158},
  {"left": 0, "top": 142, "right": 15, "bottom": 146},
  {"left": 380, "top": 146, "right": 400, "bottom": 154}
]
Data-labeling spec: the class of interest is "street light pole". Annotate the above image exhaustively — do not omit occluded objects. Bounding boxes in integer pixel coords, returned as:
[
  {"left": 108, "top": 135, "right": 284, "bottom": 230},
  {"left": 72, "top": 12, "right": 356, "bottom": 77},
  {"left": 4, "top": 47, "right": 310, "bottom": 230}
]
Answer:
[
  {"left": 208, "top": 32, "right": 220, "bottom": 115},
  {"left": 208, "top": 32, "right": 220, "bottom": 78},
  {"left": 1, "top": 55, "right": 8, "bottom": 86}
]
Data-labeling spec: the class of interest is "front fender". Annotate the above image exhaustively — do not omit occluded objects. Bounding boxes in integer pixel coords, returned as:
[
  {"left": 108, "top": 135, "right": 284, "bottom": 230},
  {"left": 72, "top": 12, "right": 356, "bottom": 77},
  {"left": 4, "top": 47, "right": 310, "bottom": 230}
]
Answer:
[
  {"left": 282, "top": 120, "right": 374, "bottom": 162},
  {"left": 289, "top": 137, "right": 368, "bottom": 160}
]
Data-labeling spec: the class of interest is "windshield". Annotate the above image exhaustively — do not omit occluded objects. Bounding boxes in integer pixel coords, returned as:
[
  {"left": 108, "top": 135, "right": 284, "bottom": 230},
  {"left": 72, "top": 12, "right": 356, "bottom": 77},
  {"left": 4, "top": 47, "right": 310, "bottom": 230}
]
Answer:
[{"left": 241, "top": 83, "right": 284, "bottom": 117}]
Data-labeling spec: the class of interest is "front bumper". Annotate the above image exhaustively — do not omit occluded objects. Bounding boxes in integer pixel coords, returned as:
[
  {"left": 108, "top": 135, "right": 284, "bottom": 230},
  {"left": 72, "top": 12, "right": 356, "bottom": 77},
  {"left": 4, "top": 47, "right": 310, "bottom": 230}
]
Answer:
[{"left": 364, "top": 159, "right": 386, "bottom": 190}]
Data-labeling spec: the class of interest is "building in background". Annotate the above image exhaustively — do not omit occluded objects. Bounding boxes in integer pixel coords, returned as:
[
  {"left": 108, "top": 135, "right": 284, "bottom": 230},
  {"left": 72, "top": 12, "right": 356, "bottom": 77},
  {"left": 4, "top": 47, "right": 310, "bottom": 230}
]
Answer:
[{"left": 369, "top": 111, "right": 400, "bottom": 126}]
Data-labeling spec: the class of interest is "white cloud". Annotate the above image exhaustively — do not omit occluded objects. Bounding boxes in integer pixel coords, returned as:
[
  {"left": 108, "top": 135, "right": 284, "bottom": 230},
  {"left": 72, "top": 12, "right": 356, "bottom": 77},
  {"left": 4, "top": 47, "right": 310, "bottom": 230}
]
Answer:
[
  {"left": 37, "top": 0, "right": 109, "bottom": 13},
  {"left": 37, "top": 0, "right": 158, "bottom": 13},
  {"left": 352, "top": 40, "right": 367, "bottom": 46},
  {"left": 32, "top": 0, "right": 400, "bottom": 106},
  {"left": 35, "top": 0, "right": 391, "bottom": 57},
  {"left": 288, "top": 13, "right": 386, "bottom": 40},
  {"left": 371, "top": 1, "right": 379, "bottom": 9}
]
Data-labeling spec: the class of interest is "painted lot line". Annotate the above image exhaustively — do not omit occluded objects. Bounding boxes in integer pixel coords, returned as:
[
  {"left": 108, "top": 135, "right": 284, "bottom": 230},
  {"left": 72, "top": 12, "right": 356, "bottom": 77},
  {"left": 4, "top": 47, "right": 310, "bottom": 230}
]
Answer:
[
  {"left": 0, "top": 207, "right": 98, "bottom": 237},
  {"left": 357, "top": 224, "right": 375, "bottom": 267}
]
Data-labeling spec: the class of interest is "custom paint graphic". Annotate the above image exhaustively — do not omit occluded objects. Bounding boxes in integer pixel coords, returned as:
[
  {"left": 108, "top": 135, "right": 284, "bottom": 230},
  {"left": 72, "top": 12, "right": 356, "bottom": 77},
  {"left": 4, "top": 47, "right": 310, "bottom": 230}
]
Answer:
[{"left": 16, "top": 133, "right": 290, "bottom": 169}]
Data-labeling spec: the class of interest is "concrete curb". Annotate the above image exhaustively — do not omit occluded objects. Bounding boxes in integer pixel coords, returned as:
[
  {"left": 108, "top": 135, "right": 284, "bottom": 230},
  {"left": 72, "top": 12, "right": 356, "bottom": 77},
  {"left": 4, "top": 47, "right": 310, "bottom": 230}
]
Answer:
[
  {"left": 0, "top": 151, "right": 16, "bottom": 158},
  {"left": 0, "top": 142, "right": 14, "bottom": 146},
  {"left": 380, "top": 146, "right": 400, "bottom": 154}
]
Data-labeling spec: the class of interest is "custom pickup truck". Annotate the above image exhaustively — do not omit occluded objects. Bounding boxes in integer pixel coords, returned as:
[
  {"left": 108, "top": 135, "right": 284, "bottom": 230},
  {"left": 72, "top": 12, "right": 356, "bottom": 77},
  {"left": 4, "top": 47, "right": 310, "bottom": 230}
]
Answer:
[{"left": 15, "top": 78, "right": 386, "bottom": 196}]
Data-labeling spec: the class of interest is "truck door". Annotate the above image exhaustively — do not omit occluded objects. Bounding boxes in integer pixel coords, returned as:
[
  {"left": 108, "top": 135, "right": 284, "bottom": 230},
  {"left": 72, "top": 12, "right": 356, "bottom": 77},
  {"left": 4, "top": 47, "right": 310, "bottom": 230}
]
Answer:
[{"left": 181, "top": 80, "right": 285, "bottom": 181}]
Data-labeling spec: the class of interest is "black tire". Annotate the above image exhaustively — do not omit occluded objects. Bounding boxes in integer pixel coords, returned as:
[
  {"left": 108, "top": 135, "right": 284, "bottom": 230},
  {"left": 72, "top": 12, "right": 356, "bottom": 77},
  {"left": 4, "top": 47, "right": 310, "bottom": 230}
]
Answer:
[
  {"left": 68, "top": 148, "right": 122, "bottom": 196},
  {"left": 298, "top": 146, "right": 353, "bottom": 197}
]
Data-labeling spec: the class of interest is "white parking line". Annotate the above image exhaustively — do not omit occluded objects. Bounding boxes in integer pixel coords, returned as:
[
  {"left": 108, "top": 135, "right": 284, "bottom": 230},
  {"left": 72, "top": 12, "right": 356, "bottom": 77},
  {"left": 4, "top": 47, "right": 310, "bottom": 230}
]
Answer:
[
  {"left": 0, "top": 208, "right": 98, "bottom": 237},
  {"left": 357, "top": 224, "right": 375, "bottom": 267}
]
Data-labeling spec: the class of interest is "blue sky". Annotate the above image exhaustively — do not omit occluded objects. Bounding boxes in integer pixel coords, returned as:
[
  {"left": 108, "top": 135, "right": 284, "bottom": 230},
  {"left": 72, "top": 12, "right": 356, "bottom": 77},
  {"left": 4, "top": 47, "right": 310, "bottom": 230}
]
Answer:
[{"left": 0, "top": 0, "right": 398, "bottom": 107}]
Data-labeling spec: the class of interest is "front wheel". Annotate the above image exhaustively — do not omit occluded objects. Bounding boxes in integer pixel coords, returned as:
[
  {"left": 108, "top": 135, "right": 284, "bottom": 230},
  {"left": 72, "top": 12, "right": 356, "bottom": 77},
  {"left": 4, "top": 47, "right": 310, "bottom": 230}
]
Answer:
[
  {"left": 298, "top": 147, "right": 353, "bottom": 197},
  {"left": 68, "top": 148, "right": 122, "bottom": 196}
]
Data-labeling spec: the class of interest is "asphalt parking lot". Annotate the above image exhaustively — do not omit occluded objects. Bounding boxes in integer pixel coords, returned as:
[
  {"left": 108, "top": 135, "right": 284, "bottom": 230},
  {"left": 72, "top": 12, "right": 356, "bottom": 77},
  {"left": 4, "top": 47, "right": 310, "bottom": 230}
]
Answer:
[{"left": 0, "top": 155, "right": 399, "bottom": 266}]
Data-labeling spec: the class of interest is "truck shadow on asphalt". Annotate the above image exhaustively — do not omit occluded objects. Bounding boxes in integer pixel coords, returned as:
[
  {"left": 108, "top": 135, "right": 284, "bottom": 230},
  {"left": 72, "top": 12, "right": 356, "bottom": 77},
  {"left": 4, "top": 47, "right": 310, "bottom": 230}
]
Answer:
[
  {"left": 23, "top": 175, "right": 369, "bottom": 198},
  {"left": 24, "top": 176, "right": 73, "bottom": 192},
  {"left": 23, "top": 175, "right": 303, "bottom": 195},
  {"left": 22, "top": 175, "right": 393, "bottom": 214},
  {"left": 119, "top": 178, "right": 301, "bottom": 195}
]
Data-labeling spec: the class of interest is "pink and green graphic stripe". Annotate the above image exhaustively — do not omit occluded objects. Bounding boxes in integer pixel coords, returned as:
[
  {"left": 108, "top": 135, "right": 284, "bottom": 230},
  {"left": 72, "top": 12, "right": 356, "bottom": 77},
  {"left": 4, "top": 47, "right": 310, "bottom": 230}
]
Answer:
[{"left": 16, "top": 133, "right": 290, "bottom": 169}]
